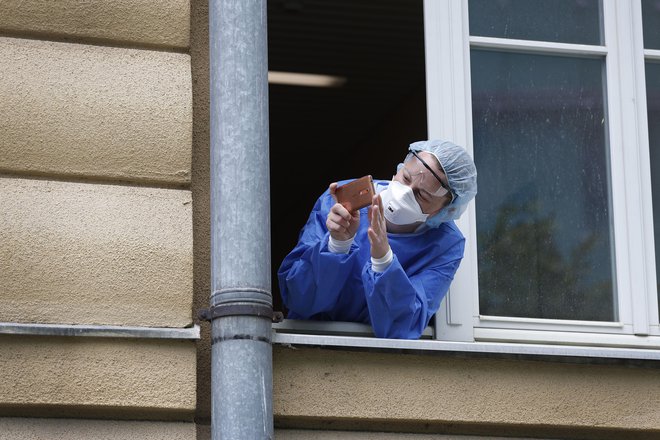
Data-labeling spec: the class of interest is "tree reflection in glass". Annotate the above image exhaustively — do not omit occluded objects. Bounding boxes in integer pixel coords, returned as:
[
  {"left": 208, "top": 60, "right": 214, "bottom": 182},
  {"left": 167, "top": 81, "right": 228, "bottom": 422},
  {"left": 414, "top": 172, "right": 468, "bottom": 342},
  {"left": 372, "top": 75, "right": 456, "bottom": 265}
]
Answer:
[
  {"left": 471, "top": 50, "right": 616, "bottom": 321},
  {"left": 647, "top": 62, "right": 660, "bottom": 316}
]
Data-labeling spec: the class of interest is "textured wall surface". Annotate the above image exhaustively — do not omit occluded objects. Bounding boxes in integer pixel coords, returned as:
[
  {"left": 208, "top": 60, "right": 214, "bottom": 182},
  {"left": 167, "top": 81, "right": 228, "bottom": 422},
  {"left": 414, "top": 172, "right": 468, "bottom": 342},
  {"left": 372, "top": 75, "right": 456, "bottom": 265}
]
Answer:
[
  {"left": 1, "top": 177, "right": 193, "bottom": 327},
  {"left": 198, "top": 426, "right": 535, "bottom": 440},
  {"left": 190, "top": 0, "right": 213, "bottom": 425},
  {"left": 0, "top": 0, "right": 190, "bottom": 49},
  {"left": 276, "top": 431, "right": 537, "bottom": 440},
  {"left": 0, "top": 418, "right": 195, "bottom": 440},
  {"left": 0, "top": 336, "right": 195, "bottom": 419},
  {"left": 0, "top": 0, "right": 196, "bottom": 433},
  {"left": 0, "top": 37, "right": 192, "bottom": 185},
  {"left": 273, "top": 346, "right": 660, "bottom": 438}
]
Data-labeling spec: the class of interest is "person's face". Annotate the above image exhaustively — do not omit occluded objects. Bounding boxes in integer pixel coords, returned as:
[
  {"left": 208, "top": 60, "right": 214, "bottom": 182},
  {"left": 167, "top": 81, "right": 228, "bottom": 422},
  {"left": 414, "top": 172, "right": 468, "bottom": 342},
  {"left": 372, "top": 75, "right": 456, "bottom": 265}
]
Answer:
[{"left": 392, "top": 151, "right": 452, "bottom": 218}]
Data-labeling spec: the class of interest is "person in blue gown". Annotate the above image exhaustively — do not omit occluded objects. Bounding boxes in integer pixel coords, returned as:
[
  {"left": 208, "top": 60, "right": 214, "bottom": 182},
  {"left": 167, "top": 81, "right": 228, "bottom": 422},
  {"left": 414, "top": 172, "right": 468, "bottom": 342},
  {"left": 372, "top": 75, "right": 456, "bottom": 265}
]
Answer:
[{"left": 277, "top": 139, "right": 478, "bottom": 339}]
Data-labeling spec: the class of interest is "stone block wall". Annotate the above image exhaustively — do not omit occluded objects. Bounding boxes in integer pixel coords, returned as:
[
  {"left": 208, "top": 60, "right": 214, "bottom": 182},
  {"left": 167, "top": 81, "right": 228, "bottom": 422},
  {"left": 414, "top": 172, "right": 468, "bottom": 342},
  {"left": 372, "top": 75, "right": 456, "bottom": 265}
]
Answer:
[{"left": 0, "top": 1, "right": 196, "bottom": 437}]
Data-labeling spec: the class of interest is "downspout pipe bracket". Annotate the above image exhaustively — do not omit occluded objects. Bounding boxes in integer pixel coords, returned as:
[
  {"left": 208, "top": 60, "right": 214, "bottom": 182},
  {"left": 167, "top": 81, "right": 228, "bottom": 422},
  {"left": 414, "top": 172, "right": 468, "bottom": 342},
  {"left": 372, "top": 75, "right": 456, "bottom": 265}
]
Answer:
[{"left": 198, "top": 304, "right": 284, "bottom": 323}]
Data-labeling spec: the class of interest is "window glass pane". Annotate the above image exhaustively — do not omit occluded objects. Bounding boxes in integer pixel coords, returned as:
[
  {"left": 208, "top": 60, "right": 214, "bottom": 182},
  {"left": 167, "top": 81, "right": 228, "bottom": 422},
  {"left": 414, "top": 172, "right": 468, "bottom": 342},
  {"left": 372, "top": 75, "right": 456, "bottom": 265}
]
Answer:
[
  {"left": 647, "top": 62, "right": 660, "bottom": 316},
  {"left": 471, "top": 50, "right": 616, "bottom": 321},
  {"left": 642, "top": 0, "right": 660, "bottom": 49},
  {"left": 468, "top": 0, "right": 602, "bottom": 45}
]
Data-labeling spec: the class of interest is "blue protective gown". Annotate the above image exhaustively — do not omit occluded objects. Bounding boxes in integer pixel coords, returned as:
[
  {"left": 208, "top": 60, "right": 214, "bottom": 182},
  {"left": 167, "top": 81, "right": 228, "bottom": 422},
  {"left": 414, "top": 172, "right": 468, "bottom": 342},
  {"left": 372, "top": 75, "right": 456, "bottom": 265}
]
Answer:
[{"left": 277, "top": 179, "right": 466, "bottom": 339}]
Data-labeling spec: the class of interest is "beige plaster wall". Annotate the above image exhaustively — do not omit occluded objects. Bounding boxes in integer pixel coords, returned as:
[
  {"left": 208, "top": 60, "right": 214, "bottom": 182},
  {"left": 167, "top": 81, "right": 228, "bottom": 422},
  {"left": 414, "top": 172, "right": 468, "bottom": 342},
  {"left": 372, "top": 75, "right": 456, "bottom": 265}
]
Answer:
[
  {"left": 0, "top": 336, "right": 195, "bottom": 419},
  {"left": 0, "top": 37, "right": 192, "bottom": 186},
  {"left": 0, "top": 418, "right": 195, "bottom": 440},
  {"left": 0, "top": 0, "right": 190, "bottom": 50},
  {"left": 196, "top": 426, "right": 532, "bottom": 440},
  {"left": 273, "top": 346, "right": 660, "bottom": 439},
  {"left": 0, "top": 0, "right": 196, "bottom": 429},
  {"left": 1, "top": 177, "right": 193, "bottom": 327},
  {"left": 190, "top": 0, "right": 213, "bottom": 424},
  {"left": 276, "top": 431, "right": 536, "bottom": 440}
]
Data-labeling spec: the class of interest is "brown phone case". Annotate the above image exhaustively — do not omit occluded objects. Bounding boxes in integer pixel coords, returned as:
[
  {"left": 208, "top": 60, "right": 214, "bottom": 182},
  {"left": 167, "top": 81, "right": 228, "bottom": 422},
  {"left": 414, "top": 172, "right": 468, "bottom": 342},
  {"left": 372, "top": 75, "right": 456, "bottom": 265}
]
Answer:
[{"left": 335, "top": 175, "right": 375, "bottom": 212}]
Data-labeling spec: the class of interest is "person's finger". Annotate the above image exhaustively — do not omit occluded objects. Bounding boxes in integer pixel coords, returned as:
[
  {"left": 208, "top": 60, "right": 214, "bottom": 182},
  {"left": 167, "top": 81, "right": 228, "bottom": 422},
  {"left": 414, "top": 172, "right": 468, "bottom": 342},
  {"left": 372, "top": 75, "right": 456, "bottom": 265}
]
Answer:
[
  {"left": 327, "top": 217, "right": 349, "bottom": 234},
  {"left": 350, "top": 211, "right": 360, "bottom": 229},
  {"left": 376, "top": 194, "right": 384, "bottom": 216},
  {"left": 330, "top": 203, "right": 360, "bottom": 227},
  {"left": 339, "top": 208, "right": 352, "bottom": 223},
  {"left": 330, "top": 202, "right": 352, "bottom": 222},
  {"left": 372, "top": 204, "right": 383, "bottom": 235},
  {"left": 328, "top": 211, "right": 350, "bottom": 229},
  {"left": 330, "top": 224, "right": 347, "bottom": 235},
  {"left": 369, "top": 205, "right": 378, "bottom": 233},
  {"left": 368, "top": 226, "right": 381, "bottom": 244},
  {"left": 368, "top": 227, "right": 385, "bottom": 249}
]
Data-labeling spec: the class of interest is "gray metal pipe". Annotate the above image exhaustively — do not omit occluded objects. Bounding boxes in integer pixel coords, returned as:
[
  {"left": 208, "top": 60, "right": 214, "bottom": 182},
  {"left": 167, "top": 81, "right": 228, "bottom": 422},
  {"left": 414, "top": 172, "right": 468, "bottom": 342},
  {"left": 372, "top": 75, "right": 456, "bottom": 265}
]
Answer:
[{"left": 209, "top": 0, "right": 273, "bottom": 439}]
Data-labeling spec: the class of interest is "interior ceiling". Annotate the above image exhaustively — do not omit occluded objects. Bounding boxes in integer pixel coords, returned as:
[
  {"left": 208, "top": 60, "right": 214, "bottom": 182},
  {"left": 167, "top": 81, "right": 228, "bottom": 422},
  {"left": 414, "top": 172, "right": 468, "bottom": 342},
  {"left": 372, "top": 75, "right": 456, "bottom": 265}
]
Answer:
[{"left": 267, "top": 0, "right": 426, "bottom": 158}]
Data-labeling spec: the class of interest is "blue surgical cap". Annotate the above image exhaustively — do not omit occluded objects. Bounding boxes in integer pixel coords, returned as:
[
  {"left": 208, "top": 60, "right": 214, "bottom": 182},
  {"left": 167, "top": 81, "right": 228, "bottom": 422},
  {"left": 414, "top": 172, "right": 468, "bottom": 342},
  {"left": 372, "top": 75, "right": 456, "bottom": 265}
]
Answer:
[{"left": 408, "top": 139, "right": 478, "bottom": 226}]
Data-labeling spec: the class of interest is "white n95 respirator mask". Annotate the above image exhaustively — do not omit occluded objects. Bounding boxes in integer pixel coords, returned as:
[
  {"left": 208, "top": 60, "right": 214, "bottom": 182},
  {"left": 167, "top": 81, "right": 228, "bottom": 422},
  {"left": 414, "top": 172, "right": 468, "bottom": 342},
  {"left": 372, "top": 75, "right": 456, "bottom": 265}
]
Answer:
[{"left": 379, "top": 180, "right": 429, "bottom": 225}]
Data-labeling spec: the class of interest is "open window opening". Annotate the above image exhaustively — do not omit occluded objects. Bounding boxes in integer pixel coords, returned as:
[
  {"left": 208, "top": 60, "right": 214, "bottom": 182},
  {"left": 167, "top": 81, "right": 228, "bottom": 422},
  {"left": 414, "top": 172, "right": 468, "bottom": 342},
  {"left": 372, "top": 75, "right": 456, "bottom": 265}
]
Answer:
[
  {"left": 268, "top": 0, "right": 428, "bottom": 336},
  {"left": 264, "top": 0, "right": 660, "bottom": 361}
]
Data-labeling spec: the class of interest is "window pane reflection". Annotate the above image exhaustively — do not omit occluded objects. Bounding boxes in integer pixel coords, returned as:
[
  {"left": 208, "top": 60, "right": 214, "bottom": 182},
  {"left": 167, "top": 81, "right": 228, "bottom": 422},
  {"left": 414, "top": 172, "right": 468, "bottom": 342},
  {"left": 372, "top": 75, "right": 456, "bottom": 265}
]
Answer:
[
  {"left": 471, "top": 50, "right": 616, "bottom": 321},
  {"left": 468, "top": 0, "right": 602, "bottom": 45},
  {"left": 647, "top": 62, "right": 660, "bottom": 316},
  {"left": 642, "top": 0, "right": 660, "bottom": 49}
]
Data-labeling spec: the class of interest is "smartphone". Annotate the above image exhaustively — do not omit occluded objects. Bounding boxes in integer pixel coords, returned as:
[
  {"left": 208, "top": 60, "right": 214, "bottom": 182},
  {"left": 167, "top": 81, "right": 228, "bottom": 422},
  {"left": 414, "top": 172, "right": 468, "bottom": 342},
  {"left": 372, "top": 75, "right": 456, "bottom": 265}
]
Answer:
[{"left": 335, "top": 175, "right": 375, "bottom": 212}]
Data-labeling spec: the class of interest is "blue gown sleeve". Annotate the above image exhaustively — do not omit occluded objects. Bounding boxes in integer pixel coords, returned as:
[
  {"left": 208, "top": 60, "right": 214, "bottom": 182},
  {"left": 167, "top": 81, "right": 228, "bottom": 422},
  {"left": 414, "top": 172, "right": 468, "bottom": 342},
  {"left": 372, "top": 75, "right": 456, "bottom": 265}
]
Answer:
[
  {"left": 361, "top": 235, "right": 464, "bottom": 339},
  {"left": 277, "top": 193, "right": 363, "bottom": 318}
]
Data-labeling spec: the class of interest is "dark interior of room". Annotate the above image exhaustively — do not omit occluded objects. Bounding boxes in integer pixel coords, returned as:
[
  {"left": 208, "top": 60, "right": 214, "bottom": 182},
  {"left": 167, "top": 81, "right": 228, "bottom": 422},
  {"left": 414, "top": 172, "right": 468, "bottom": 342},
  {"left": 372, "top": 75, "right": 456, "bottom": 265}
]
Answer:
[{"left": 267, "top": 0, "right": 427, "bottom": 313}]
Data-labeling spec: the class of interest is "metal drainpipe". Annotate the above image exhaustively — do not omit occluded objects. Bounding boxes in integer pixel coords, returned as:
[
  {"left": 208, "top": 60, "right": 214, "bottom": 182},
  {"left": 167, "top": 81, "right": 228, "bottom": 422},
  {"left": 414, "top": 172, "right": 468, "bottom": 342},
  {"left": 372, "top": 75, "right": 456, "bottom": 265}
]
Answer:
[{"left": 207, "top": 0, "right": 274, "bottom": 438}]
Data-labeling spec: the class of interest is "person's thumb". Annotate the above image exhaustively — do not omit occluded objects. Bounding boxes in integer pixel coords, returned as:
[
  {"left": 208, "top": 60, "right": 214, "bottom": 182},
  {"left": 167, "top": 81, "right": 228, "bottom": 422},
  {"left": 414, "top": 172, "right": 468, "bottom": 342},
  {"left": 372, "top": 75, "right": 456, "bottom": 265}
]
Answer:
[{"left": 329, "top": 182, "right": 338, "bottom": 202}]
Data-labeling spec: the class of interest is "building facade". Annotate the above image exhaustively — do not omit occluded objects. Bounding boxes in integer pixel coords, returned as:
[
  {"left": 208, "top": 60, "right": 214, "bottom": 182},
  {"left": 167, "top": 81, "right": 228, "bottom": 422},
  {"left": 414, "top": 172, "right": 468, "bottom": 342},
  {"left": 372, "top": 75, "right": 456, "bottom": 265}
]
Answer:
[{"left": 2, "top": 1, "right": 660, "bottom": 439}]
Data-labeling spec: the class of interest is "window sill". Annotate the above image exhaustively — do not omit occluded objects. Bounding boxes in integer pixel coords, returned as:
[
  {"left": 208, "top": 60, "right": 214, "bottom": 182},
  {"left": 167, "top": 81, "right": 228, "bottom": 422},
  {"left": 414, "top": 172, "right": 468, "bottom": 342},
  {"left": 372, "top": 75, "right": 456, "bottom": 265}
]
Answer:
[
  {"left": 272, "top": 320, "right": 660, "bottom": 361},
  {"left": 272, "top": 319, "right": 434, "bottom": 339},
  {"left": 0, "top": 322, "right": 201, "bottom": 340}
]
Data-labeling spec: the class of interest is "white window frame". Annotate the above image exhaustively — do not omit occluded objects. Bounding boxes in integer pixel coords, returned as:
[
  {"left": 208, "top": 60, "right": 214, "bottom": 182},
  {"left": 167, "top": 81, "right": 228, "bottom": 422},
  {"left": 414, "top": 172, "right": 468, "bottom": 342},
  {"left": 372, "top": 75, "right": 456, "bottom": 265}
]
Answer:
[
  {"left": 430, "top": 0, "right": 660, "bottom": 348},
  {"left": 273, "top": 0, "right": 660, "bottom": 359}
]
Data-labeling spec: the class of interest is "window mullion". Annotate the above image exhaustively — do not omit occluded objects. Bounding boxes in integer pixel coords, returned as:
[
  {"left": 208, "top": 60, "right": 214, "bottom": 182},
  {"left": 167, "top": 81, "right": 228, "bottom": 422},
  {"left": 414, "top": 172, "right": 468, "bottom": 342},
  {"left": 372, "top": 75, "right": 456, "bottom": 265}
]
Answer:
[
  {"left": 424, "top": 0, "right": 476, "bottom": 342},
  {"left": 607, "top": 0, "right": 656, "bottom": 335}
]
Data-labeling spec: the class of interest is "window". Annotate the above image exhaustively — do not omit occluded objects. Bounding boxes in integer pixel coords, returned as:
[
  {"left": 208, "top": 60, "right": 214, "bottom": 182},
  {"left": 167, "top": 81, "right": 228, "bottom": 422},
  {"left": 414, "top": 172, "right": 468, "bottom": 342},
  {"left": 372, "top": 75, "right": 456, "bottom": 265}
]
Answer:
[
  {"left": 433, "top": 0, "right": 660, "bottom": 349},
  {"left": 273, "top": 0, "right": 660, "bottom": 358}
]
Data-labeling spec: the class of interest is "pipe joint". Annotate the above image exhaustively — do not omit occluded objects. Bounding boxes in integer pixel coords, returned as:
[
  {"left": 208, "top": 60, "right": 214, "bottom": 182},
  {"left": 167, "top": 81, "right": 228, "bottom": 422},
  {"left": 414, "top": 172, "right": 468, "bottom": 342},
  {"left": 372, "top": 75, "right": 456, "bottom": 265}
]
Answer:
[
  {"left": 210, "top": 288, "right": 272, "bottom": 306},
  {"left": 198, "top": 303, "right": 283, "bottom": 323}
]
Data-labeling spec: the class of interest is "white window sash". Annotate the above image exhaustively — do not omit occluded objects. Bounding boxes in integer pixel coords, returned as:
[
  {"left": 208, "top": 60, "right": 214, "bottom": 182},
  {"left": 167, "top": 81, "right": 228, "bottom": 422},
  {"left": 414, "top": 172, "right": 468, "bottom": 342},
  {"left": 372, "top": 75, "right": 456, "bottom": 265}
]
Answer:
[
  {"left": 428, "top": 0, "right": 660, "bottom": 342},
  {"left": 642, "top": 17, "right": 660, "bottom": 337},
  {"left": 424, "top": 0, "right": 478, "bottom": 342},
  {"left": 610, "top": 0, "right": 658, "bottom": 335}
]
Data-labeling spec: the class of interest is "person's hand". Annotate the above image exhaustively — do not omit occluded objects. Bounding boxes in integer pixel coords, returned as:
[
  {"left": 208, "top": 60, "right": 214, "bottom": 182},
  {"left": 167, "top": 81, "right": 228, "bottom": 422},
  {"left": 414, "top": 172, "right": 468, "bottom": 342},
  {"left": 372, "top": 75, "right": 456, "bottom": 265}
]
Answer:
[
  {"left": 327, "top": 182, "right": 360, "bottom": 241},
  {"left": 367, "top": 193, "right": 390, "bottom": 259}
]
